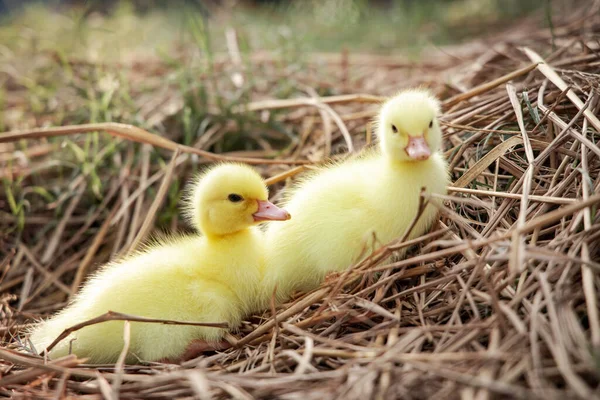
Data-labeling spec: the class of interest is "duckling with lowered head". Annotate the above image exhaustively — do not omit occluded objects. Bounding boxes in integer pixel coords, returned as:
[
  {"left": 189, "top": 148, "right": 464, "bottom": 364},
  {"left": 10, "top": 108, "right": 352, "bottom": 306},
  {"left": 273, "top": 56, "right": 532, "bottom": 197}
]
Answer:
[
  {"left": 29, "top": 163, "right": 290, "bottom": 364},
  {"left": 262, "top": 89, "right": 449, "bottom": 304}
]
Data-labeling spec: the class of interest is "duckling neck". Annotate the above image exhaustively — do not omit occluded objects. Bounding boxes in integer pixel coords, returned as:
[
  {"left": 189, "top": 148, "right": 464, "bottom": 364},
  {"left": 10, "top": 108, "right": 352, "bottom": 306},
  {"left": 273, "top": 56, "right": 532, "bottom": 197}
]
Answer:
[
  {"left": 203, "top": 227, "right": 255, "bottom": 243},
  {"left": 382, "top": 153, "right": 440, "bottom": 177},
  {"left": 203, "top": 227, "right": 263, "bottom": 304},
  {"left": 383, "top": 153, "right": 426, "bottom": 167}
]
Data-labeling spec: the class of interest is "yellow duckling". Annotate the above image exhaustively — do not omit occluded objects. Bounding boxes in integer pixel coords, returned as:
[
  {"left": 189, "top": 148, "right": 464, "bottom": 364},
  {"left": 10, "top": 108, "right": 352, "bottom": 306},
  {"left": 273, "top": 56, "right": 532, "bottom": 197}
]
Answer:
[
  {"left": 263, "top": 89, "right": 449, "bottom": 303},
  {"left": 28, "top": 163, "right": 290, "bottom": 364}
]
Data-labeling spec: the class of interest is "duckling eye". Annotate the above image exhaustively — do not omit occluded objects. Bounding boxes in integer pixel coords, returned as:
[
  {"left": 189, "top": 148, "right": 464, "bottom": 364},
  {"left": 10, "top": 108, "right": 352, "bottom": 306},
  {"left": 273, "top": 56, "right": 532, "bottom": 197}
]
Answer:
[
  {"left": 391, "top": 125, "right": 398, "bottom": 133},
  {"left": 429, "top": 120, "right": 433, "bottom": 128},
  {"left": 228, "top": 194, "right": 244, "bottom": 203}
]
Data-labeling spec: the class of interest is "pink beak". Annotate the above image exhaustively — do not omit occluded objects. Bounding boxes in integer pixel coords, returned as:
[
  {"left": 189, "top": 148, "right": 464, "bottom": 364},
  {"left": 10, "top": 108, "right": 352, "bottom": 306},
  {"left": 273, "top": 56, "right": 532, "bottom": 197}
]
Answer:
[
  {"left": 405, "top": 136, "right": 431, "bottom": 160},
  {"left": 253, "top": 200, "right": 291, "bottom": 222}
]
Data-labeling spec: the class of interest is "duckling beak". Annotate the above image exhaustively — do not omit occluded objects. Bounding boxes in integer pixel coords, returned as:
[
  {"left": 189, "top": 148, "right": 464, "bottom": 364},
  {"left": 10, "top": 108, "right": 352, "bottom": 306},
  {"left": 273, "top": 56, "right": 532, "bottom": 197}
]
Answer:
[
  {"left": 253, "top": 200, "right": 291, "bottom": 222},
  {"left": 405, "top": 135, "right": 431, "bottom": 161}
]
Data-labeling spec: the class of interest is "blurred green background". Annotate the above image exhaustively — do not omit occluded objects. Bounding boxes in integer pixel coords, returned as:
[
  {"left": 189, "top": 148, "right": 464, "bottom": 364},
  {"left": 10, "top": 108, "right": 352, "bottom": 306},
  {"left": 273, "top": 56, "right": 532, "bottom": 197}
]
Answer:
[{"left": 0, "top": 0, "right": 553, "bottom": 59}]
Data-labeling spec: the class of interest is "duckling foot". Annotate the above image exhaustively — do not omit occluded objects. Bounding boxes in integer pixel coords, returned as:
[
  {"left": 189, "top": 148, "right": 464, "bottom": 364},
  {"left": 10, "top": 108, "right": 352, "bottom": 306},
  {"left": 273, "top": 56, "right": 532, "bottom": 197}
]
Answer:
[
  {"left": 183, "top": 339, "right": 232, "bottom": 360},
  {"left": 324, "top": 271, "right": 343, "bottom": 284},
  {"left": 158, "top": 339, "right": 232, "bottom": 364}
]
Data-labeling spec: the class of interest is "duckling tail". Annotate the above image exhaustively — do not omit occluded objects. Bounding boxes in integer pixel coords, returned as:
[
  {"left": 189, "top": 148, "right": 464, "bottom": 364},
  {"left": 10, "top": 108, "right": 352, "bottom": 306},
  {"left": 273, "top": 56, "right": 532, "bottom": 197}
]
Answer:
[{"left": 27, "top": 314, "right": 75, "bottom": 359}]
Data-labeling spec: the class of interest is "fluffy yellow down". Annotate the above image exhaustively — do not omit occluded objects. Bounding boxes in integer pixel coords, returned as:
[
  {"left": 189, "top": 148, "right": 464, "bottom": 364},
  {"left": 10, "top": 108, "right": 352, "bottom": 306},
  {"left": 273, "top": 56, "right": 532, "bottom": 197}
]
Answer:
[
  {"left": 262, "top": 89, "right": 450, "bottom": 304},
  {"left": 29, "top": 163, "right": 288, "bottom": 364}
]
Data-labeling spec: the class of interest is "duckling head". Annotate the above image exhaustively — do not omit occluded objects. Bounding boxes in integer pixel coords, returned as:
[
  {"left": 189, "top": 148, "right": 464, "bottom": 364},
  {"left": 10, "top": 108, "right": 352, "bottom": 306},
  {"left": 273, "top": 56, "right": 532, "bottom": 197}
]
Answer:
[
  {"left": 377, "top": 89, "right": 442, "bottom": 162},
  {"left": 185, "top": 163, "right": 290, "bottom": 236}
]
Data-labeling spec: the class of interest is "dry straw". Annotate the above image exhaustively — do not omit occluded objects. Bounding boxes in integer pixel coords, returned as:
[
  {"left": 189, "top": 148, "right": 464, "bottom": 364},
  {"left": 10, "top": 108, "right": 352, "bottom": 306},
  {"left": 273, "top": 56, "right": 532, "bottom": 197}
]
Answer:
[{"left": 1, "top": 3, "right": 600, "bottom": 399}]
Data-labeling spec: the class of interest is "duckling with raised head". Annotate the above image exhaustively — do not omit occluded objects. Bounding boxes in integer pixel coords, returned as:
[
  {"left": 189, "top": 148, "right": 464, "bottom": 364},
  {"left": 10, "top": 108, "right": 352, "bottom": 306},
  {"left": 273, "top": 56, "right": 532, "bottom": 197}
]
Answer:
[
  {"left": 29, "top": 163, "right": 290, "bottom": 364},
  {"left": 262, "top": 89, "right": 449, "bottom": 304}
]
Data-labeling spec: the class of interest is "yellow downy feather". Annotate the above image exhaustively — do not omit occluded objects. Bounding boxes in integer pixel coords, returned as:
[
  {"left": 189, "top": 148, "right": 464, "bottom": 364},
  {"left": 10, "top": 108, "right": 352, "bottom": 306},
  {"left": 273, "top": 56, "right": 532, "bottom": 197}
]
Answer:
[
  {"left": 28, "top": 163, "right": 289, "bottom": 364},
  {"left": 262, "top": 89, "right": 450, "bottom": 304}
]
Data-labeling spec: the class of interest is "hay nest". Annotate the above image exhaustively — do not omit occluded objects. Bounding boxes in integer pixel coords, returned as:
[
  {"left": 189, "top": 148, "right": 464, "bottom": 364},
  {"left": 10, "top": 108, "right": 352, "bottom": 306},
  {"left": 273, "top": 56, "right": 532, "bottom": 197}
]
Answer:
[{"left": 1, "top": 3, "right": 600, "bottom": 399}]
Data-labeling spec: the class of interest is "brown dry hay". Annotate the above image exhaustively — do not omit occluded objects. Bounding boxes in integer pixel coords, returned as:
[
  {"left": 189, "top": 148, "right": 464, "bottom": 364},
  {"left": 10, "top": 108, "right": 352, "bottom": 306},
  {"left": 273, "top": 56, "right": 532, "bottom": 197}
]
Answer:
[{"left": 1, "top": 4, "right": 600, "bottom": 400}]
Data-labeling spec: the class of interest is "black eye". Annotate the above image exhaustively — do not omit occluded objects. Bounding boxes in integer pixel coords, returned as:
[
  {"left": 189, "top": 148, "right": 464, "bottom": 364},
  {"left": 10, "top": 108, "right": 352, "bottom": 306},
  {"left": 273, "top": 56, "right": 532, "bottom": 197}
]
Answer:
[
  {"left": 429, "top": 120, "right": 433, "bottom": 128},
  {"left": 391, "top": 125, "right": 398, "bottom": 133},
  {"left": 228, "top": 194, "right": 243, "bottom": 202}
]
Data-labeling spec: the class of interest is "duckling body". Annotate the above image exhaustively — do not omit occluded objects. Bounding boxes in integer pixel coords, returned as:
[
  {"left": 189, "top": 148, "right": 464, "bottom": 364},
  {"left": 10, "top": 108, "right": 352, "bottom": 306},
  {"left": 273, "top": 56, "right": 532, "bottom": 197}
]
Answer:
[
  {"left": 263, "top": 89, "right": 449, "bottom": 303},
  {"left": 29, "top": 163, "right": 290, "bottom": 364}
]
